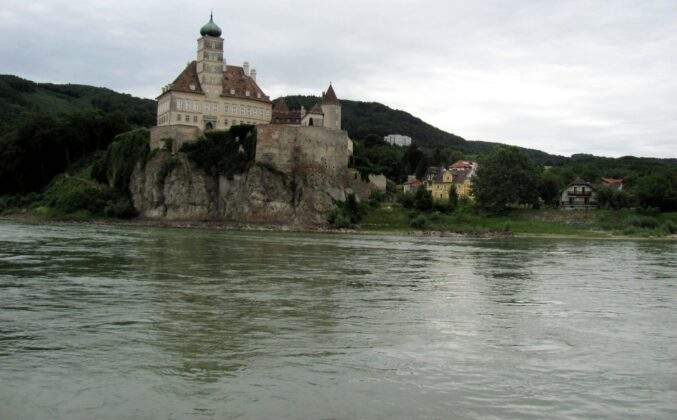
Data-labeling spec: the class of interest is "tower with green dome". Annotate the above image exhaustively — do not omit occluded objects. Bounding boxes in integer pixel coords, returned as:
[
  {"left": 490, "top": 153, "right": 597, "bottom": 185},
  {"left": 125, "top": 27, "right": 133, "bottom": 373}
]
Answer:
[{"left": 196, "top": 12, "right": 224, "bottom": 98}]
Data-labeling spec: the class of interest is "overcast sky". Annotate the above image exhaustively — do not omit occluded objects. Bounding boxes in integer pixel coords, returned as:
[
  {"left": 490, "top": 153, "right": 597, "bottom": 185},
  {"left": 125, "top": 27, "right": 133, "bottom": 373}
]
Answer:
[{"left": 1, "top": 0, "right": 675, "bottom": 158}]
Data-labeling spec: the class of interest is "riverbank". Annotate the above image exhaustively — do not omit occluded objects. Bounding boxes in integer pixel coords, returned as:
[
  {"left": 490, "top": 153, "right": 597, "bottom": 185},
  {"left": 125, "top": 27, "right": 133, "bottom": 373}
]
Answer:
[{"left": 2, "top": 207, "right": 676, "bottom": 241}]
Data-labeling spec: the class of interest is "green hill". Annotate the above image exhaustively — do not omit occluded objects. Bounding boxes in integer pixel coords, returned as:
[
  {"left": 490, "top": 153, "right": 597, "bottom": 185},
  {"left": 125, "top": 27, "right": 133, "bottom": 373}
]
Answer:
[
  {"left": 0, "top": 74, "right": 156, "bottom": 134},
  {"left": 280, "top": 95, "right": 567, "bottom": 165}
]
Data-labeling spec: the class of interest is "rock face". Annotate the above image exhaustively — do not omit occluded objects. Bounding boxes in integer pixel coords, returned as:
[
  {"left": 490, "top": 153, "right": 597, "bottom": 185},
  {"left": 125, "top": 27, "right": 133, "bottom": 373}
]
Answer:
[{"left": 130, "top": 125, "right": 379, "bottom": 226}]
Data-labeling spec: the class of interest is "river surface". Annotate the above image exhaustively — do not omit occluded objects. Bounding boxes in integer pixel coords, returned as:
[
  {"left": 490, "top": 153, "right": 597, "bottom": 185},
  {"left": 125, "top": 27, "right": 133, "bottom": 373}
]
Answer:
[{"left": 0, "top": 221, "right": 675, "bottom": 419}]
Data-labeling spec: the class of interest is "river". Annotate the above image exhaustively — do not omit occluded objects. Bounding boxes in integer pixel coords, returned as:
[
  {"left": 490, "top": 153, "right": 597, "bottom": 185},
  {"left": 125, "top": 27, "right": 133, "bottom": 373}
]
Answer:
[{"left": 0, "top": 221, "right": 675, "bottom": 419}]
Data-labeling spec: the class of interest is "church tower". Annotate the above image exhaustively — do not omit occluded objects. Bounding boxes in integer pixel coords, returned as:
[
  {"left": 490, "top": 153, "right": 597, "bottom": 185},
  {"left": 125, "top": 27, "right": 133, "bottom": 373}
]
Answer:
[
  {"left": 321, "top": 84, "right": 341, "bottom": 130},
  {"left": 196, "top": 13, "right": 224, "bottom": 98}
]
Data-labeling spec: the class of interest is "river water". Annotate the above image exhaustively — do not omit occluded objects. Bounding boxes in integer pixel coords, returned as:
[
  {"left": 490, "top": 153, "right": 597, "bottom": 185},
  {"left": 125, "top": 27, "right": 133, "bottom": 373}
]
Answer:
[{"left": 0, "top": 221, "right": 675, "bottom": 419}]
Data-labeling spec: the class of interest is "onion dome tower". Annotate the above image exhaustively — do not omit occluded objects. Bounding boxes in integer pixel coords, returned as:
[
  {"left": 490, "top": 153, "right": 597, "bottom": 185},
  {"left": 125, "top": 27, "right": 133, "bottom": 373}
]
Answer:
[
  {"left": 200, "top": 12, "right": 222, "bottom": 37},
  {"left": 196, "top": 12, "right": 224, "bottom": 98}
]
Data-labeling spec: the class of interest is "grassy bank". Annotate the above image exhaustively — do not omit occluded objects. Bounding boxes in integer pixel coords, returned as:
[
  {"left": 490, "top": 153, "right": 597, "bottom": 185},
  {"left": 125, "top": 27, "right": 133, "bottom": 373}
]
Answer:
[{"left": 360, "top": 203, "right": 677, "bottom": 238}]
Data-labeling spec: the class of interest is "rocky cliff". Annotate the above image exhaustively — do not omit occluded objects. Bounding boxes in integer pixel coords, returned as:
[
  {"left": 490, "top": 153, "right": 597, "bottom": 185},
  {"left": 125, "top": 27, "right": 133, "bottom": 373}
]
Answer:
[{"left": 130, "top": 125, "right": 380, "bottom": 225}]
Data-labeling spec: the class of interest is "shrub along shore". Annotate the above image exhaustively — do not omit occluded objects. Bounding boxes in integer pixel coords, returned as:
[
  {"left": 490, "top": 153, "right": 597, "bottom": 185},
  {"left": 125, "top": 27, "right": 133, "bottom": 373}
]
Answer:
[{"left": 2, "top": 207, "right": 676, "bottom": 240}]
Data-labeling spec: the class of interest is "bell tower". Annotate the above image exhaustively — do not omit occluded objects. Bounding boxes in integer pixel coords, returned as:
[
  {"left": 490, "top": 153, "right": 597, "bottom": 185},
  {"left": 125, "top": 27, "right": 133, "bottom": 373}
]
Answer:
[{"left": 196, "top": 12, "right": 224, "bottom": 98}]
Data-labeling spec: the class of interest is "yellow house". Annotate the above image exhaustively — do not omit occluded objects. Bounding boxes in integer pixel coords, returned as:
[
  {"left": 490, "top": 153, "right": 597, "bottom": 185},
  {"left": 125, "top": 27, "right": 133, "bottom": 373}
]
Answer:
[
  {"left": 426, "top": 170, "right": 454, "bottom": 200},
  {"left": 453, "top": 172, "right": 473, "bottom": 199}
]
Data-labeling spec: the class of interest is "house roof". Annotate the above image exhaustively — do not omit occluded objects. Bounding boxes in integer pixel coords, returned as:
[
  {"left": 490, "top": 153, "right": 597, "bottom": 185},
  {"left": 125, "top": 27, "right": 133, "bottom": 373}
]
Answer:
[
  {"left": 222, "top": 65, "right": 270, "bottom": 102},
  {"left": 450, "top": 160, "right": 473, "bottom": 169},
  {"left": 161, "top": 61, "right": 270, "bottom": 103},
  {"left": 307, "top": 103, "right": 323, "bottom": 115},
  {"left": 569, "top": 177, "right": 594, "bottom": 187},
  {"left": 167, "top": 61, "right": 203, "bottom": 95},
  {"left": 602, "top": 177, "right": 624, "bottom": 185}
]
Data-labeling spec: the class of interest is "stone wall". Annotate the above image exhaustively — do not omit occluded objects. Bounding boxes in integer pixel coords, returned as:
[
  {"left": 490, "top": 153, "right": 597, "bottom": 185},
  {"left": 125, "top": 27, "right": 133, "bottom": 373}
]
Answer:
[
  {"left": 255, "top": 125, "right": 352, "bottom": 177},
  {"left": 150, "top": 125, "right": 202, "bottom": 152}
]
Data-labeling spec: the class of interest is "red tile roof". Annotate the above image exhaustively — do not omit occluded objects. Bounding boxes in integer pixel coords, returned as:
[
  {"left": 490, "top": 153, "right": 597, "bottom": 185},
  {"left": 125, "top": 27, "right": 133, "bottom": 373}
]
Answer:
[
  {"left": 601, "top": 177, "right": 624, "bottom": 185},
  {"left": 161, "top": 61, "right": 270, "bottom": 103},
  {"left": 222, "top": 65, "right": 270, "bottom": 103},
  {"left": 167, "top": 61, "right": 203, "bottom": 95}
]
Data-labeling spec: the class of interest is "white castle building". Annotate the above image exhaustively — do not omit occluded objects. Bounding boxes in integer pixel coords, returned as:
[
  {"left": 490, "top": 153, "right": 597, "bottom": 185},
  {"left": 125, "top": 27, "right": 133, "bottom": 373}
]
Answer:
[
  {"left": 151, "top": 14, "right": 342, "bottom": 150},
  {"left": 155, "top": 13, "right": 272, "bottom": 132}
]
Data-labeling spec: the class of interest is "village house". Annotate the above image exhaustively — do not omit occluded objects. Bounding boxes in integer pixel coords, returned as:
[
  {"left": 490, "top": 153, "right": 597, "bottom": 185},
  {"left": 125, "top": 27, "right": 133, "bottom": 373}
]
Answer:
[
  {"left": 402, "top": 160, "right": 478, "bottom": 201},
  {"left": 448, "top": 160, "right": 477, "bottom": 199},
  {"left": 560, "top": 178, "right": 598, "bottom": 210},
  {"left": 601, "top": 177, "right": 624, "bottom": 190},
  {"left": 402, "top": 176, "right": 422, "bottom": 194},
  {"left": 425, "top": 168, "right": 454, "bottom": 200}
]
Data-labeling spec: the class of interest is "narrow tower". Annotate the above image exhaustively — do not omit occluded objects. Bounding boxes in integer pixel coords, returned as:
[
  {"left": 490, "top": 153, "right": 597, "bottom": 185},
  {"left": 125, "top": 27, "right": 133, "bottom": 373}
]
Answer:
[
  {"left": 321, "top": 84, "right": 341, "bottom": 130},
  {"left": 196, "top": 13, "right": 224, "bottom": 98}
]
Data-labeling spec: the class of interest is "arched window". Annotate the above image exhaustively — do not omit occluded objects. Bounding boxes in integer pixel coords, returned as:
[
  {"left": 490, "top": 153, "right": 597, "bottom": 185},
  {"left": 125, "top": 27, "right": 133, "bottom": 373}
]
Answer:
[
  {"left": 205, "top": 121, "right": 214, "bottom": 130},
  {"left": 309, "top": 118, "right": 314, "bottom": 126}
]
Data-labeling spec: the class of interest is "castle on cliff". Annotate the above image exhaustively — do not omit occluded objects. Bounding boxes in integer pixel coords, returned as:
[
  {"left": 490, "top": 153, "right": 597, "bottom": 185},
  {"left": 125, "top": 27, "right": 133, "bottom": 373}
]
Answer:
[{"left": 151, "top": 13, "right": 341, "bottom": 148}]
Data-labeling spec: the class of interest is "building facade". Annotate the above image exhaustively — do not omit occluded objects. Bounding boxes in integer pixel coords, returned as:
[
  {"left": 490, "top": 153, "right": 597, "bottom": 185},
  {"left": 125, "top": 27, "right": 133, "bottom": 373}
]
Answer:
[
  {"left": 155, "top": 14, "right": 272, "bottom": 134},
  {"left": 560, "top": 178, "right": 598, "bottom": 210},
  {"left": 384, "top": 134, "right": 412, "bottom": 147}
]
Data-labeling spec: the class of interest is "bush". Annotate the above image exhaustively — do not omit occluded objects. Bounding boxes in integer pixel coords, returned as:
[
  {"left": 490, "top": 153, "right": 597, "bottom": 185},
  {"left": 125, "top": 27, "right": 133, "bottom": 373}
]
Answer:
[
  {"left": 409, "top": 214, "right": 430, "bottom": 229},
  {"left": 368, "top": 190, "right": 386, "bottom": 208},
  {"left": 397, "top": 192, "right": 415, "bottom": 209},
  {"left": 328, "top": 193, "right": 367, "bottom": 228},
  {"left": 101, "top": 129, "right": 150, "bottom": 192},
  {"left": 103, "top": 196, "right": 136, "bottom": 219},
  {"left": 40, "top": 175, "right": 135, "bottom": 218},
  {"left": 414, "top": 186, "right": 433, "bottom": 211},
  {"left": 663, "top": 220, "right": 677, "bottom": 234},
  {"left": 181, "top": 125, "right": 256, "bottom": 178},
  {"left": 41, "top": 176, "right": 111, "bottom": 214},
  {"left": 627, "top": 215, "right": 659, "bottom": 229}
]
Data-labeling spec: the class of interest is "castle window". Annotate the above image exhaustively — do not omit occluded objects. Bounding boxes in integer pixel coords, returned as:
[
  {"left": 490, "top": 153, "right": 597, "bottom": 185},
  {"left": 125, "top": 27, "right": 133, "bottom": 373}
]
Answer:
[
  {"left": 185, "top": 115, "right": 189, "bottom": 122},
  {"left": 245, "top": 90, "right": 250, "bottom": 96},
  {"left": 230, "top": 89, "right": 235, "bottom": 95},
  {"left": 176, "top": 114, "right": 181, "bottom": 121},
  {"left": 193, "top": 116, "right": 197, "bottom": 122}
]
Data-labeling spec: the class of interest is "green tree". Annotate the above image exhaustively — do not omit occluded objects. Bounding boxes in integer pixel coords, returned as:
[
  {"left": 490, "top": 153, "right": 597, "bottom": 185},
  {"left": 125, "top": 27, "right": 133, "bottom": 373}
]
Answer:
[
  {"left": 403, "top": 144, "right": 424, "bottom": 176},
  {"left": 448, "top": 185, "right": 458, "bottom": 211},
  {"left": 414, "top": 186, "right": 433, "bottom": 211},
  {"left": 472, "top": 146, "right": 540, "bottom": 214},
  {"left": 414, "top": 156, "right": 429, "bottom": 180},
  {"left": 538, "top": 171, "right": 563, "bottom": 207},
  {"left": 635, "top": 173, "right": 677, "bottom": 211}
]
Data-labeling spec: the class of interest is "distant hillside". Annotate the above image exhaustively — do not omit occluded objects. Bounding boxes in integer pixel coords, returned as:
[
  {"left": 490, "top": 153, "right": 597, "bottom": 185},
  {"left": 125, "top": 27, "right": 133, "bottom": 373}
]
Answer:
[
  {"left": 280, "top": 95, "right": 567, "bottom": 165},
  {"left": 0, "top": 74, "right": 156, "bottom": 134}
]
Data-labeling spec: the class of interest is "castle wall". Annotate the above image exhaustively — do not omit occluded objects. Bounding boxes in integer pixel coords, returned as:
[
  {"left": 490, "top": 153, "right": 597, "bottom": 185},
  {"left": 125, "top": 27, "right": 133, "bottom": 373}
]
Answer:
[
  {"left": 255, "top": 125, "right": 352, "bottom": 177},
  {"left": 150, "top": 125, "right": 202, "bottom": 152}
]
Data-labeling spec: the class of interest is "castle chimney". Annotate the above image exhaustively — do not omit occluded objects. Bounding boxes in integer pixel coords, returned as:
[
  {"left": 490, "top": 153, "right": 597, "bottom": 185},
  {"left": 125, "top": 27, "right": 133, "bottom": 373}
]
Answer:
[
  {"left": 243, "top": 61, "right": 250, "bottom": 76},
  {"left": 250, "top": 68, "right": 257, "bottom": 82}
]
